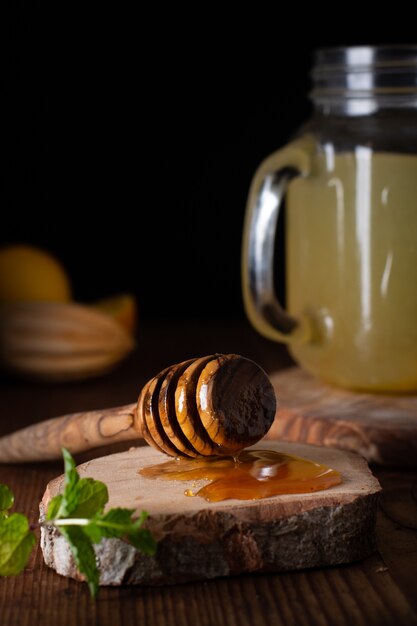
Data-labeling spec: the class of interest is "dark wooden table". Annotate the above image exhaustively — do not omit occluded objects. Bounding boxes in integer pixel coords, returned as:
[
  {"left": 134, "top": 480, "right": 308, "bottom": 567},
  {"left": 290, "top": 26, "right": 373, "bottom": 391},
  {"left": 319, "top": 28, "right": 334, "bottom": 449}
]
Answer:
[{"left": 1, "top": 320, "right": 416, "bottom": 626}]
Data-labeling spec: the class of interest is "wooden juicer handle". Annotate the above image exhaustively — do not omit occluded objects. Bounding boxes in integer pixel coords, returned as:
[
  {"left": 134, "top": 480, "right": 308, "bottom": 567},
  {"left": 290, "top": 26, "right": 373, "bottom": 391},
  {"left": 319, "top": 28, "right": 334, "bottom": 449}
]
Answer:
[{"left": 0, "top": 354, "right": 277, "bottom": 463}]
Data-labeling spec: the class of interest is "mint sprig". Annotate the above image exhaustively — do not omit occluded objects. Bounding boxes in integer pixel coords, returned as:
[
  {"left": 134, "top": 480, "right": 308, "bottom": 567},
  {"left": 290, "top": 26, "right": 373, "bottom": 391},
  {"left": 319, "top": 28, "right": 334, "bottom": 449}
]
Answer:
[
  {"left": 0, "top": 449, "right": 157, "bottom": 598},
  {"left": 46, "top": 447, "right": 109, "bottom": 520},
  {"left": 0, "top": 484, "right": 14, "bottom": 514},
  {"left": 0, "top": 484, "right": 36, "bottom": 575},
  {"left": 59, "top": 525, "right": 100, "bottom": 597},
  {"left": 45, "top": 448, "right": 157, "bottom": 597}
]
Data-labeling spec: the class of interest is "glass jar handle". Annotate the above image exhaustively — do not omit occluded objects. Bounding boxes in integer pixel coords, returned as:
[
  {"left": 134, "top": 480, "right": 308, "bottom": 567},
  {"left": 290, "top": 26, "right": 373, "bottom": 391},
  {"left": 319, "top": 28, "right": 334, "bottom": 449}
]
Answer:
[{"left": 242, "top": 138, "right": 314, "bottom": 344}]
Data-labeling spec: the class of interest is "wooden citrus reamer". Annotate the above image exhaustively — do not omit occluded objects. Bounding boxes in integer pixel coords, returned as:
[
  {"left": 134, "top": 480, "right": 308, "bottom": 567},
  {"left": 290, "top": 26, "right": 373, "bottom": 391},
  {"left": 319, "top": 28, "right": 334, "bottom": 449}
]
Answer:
[{"left": 0, "top": 354, "right": 276, "bottom": 463}]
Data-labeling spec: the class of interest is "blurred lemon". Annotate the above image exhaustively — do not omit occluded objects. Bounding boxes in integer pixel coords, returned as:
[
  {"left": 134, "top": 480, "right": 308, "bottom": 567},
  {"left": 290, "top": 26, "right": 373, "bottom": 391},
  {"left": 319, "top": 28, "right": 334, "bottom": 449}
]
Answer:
[
  {"left": 92, "top": 293, "right": 137, "bottom": 334},
  {"left": 0, "top": 244, "right": 72, "bottom": 303}
]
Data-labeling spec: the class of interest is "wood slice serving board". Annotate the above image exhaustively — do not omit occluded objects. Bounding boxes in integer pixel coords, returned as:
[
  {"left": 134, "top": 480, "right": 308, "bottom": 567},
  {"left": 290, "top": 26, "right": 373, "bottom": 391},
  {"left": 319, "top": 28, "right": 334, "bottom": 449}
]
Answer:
[
  {"left": 267, "top": 368, "right": 417, "bottom": 468},
  {"left": 40, "top": 442, "right": 380, "bottom": 587}
]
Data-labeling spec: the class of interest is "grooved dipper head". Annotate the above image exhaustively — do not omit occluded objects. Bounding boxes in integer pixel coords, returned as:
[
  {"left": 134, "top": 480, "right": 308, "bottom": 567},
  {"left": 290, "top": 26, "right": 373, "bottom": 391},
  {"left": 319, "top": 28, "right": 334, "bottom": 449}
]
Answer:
[{"left": 136, "top": 354, "right": 277, "bottom": 458}]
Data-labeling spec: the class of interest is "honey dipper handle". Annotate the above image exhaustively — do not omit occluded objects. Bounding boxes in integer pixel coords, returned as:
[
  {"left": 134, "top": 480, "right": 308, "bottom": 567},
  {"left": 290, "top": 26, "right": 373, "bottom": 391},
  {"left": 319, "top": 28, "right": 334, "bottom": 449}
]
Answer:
[{"left": 0, "top": 403, "right": 141, "bottom": 463}]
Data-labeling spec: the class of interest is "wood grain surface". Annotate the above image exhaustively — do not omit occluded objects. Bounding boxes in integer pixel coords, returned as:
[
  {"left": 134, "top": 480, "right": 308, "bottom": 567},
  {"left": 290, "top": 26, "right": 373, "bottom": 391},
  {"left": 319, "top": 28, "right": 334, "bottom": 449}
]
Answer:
[
  {"left": 39, "top": 442, "right": 380, "bottom": 585},
  {"left": 268, "top": 367, "right": 417, "bottom": 467},
  {"left": 0, "top": 320, "right": 416, "bottom": 626}
]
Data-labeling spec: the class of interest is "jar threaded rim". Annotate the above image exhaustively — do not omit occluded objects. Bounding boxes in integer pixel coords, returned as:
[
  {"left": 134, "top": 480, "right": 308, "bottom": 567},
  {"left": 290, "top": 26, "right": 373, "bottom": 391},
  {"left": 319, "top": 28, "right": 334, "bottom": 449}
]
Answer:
[{"left": 310, "top": 45, "right": 417, "bottom": 114}]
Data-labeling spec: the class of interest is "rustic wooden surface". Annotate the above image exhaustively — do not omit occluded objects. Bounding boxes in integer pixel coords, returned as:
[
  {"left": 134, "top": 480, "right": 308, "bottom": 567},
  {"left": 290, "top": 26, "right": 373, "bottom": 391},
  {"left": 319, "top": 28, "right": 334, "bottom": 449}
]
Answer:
[
  {"left": 40, "top": 442, "right": 380, "bottom": 585},
  {"left": 1, "top": 319, "right": 417, "bottom": 626},
  {"left": 268, "top": 368, "right": 417, "bottom": 467}
]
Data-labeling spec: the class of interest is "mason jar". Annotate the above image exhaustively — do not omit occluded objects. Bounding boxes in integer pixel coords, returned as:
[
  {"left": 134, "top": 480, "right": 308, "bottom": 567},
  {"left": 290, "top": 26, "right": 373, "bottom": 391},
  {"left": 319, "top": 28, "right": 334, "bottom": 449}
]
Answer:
[{"left": 242, "top": 46, "right": 417, "bottom": 392}]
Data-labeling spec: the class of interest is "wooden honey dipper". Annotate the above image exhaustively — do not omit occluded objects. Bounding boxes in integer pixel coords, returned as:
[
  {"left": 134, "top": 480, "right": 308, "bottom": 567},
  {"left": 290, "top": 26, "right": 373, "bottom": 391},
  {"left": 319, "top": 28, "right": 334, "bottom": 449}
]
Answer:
[{"left": 0, "top": 354, "right": 277, "bottom": 463}]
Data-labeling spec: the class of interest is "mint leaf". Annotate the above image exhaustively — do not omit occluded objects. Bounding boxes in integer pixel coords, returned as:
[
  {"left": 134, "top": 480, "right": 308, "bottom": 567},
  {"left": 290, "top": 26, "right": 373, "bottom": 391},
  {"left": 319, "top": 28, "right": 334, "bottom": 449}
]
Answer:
[
  {"left": 49, "top": 477, "right": 108, "bottom": 520},
  {"left": 46, "top": 495, "right": 63, "bottom": 521},
  {"left": 47, "top": 449, "right": 108, "bottom": 520},
  {"left": 127, "top": 512, "right": 156, "bottom": 553},
  {"left": 60, "top": 525, "right": 99, "bottom": 598},
  {"left": 62, "top": 446, "right": 78, "bottom": 478},
  {"left": 82, "top": 508, "right": 138, "bottom": 541},
  {"left": 81, "top": 520, "right": 102, "bottom": 544},
  {"left": 0, "top": 512, "right": 36, "bottom": 576},
  {"left": 56, "top": 448, "right": 81, "bottom": 517},
  {"left": 0, "top": 486, "right": 36, "bottom": 577},
  {"left": 44, "top": 448, "right": 157, "bottom": 597},
  {"left": 128, "top": 528, "right": 157, "bottom": 554},
  {"left": 83, "top": 507, "right": 135, "bottom": 543},
  {"left": 92, "top": 507, "right": 137, "bottom": 538},
  {"left": 82, "top": 508, "right": 157, "bottom": 555},
  {"left": 125, "top": 511, "right": 156, "bottom": 554},
  {"left": 70, "top": 479, "right": 108, "bottom": 518},
  {"left": 0, "top": 450, "right": 157, "bottom": 597},
  {"left": 0, "top": 484, "right": 14, "bottom": 514}
]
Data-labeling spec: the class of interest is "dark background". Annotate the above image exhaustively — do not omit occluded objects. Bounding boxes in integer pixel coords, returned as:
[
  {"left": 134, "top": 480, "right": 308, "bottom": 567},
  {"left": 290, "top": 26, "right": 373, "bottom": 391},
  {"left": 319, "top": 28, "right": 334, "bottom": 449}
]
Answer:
[{"left": 5, "top": 16, "right": 414, "bottom": 321}]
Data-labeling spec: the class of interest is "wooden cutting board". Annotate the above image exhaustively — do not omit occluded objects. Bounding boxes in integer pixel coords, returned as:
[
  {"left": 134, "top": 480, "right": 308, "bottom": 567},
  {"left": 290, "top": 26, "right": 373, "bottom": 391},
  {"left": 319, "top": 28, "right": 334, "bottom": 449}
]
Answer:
[
  {"left": 40, "top": 442, "right": 380, "bottom": 586},
  {"left": 267, "top": 368, "right": 417, "bottom": 468}
]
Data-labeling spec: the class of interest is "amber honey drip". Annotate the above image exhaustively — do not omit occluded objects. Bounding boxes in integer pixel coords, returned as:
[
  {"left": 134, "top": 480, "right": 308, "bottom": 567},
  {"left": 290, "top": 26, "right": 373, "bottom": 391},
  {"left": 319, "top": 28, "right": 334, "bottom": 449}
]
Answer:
[{"left": 139, "top": 449, "right": 342, "bottom": 502}]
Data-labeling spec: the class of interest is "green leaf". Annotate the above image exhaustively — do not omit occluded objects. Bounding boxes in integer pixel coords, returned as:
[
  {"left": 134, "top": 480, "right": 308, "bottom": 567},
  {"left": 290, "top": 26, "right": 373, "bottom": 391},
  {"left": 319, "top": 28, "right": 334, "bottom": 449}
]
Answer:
[
  {"left": 57, "top": 448, "right": 81, "bottom": 517},
  {"left": 128, "top": 528, "right": 157, "bottom": 555},
  {"left": 62, "top": 447, "right": 77, "bottom": 479},
  {"left": 82, "top": 508, "right": 156, "bottom": 555},
  {"left": 81, "top": 522, "right": 103, "bottom": 544},
  {"left": 43, "top": 449, "right": 156, "bottom": 598},
  {"left": 60, "top": 526, "right": 99, "bottom": 598},
  {"left": 70, "top": 479, "right": 108, "bottom": 518},
  {"left": 131, "top": 510, "right": 148, "bottom": 528},
  {"left": 0, "top": 449, "right": 157, "bottom": 598},
  {"left": 124, "top": 511, "right": 156, "bottom": 554},
  {"left": 96, "top": 507, "right": 137, "bottom": 536},
  {"left": 50, "top": 449, "right": 108, "bottom": 520},
  {"left": 46, "top": 495, "right": 63, "bottom": 521},
  {"left": 82, "top": 507, "right": 135, "bottom": 543},
  {"left": 0, "top": 513, "right": 36, "bottom": 576},
  {"left": 0, "top": 484, "right": 14, "bottom": 513}
]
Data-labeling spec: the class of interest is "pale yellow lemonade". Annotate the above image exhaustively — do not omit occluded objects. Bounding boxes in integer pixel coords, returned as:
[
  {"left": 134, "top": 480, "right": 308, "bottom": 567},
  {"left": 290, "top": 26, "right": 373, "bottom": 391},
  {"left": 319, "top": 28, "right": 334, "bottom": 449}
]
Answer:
[{"left": 286, "top": 148, "right": 417, "bottom": 391}]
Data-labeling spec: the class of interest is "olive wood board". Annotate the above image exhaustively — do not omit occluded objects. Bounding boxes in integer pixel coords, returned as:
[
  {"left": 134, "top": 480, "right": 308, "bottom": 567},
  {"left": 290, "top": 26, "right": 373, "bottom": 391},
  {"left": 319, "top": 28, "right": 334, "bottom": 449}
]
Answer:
[
  {"left": 40, "top": 441, "right": 380, "bottom": 587},
  {"left": 266, "top": 367, "right": 417, "bottom": 468}
]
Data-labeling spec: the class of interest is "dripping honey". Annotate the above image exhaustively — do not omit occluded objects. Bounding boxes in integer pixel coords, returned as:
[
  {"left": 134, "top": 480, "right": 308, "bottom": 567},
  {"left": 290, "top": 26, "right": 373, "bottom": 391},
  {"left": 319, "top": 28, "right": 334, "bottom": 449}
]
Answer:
[{"left": 139, "top": 449, "right": 342, "bottom": 502}]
